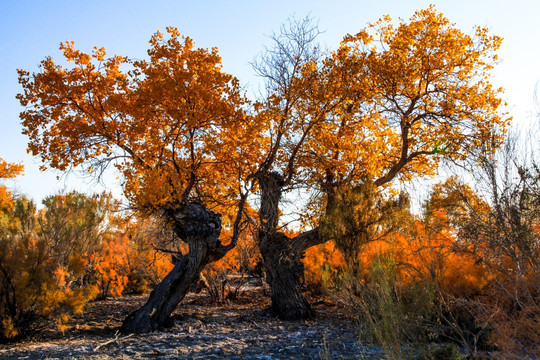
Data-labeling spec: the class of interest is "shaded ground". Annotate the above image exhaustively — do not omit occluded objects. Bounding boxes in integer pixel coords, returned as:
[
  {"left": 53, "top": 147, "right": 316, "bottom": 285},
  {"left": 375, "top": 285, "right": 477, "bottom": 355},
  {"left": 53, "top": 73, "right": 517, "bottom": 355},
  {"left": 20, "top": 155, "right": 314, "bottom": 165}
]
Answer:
[{"left": 0, "top": 284, "right": 381, "bottom": 359}]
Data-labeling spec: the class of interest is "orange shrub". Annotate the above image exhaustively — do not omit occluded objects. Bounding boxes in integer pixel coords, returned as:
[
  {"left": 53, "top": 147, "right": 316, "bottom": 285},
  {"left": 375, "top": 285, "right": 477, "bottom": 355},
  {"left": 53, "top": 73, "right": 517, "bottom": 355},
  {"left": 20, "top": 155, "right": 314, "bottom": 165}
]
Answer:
[
  {"left": 88, "top": 233, "right": 130, "bottom": 299},
  {"left": 122, "top": 219, "right": 175, "bottom": 294},
  {"left": 0, "top": 197, "right": 93, "bottom": 340},
  {"left": 0, "top": 191, "right": 130, "bottom": 340},
  {"left": 303, "top": 241, "right": 346, "bottom": 294}
]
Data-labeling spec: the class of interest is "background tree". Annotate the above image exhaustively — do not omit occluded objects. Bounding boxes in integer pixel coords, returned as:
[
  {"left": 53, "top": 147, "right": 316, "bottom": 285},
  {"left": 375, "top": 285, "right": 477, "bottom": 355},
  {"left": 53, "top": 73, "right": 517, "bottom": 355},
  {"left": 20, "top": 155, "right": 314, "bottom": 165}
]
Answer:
[
  {"left": 17, "top": 28, "right": 258, "bottom": 333},
  {"left": 0, "top": 158, "right": 24, "bottom": 210},
  {"left": 320, "top": 180, "right": 411, "bottom": 272},
  {"left": 252, "top": 6, "right": 509, "bottom": 320}
]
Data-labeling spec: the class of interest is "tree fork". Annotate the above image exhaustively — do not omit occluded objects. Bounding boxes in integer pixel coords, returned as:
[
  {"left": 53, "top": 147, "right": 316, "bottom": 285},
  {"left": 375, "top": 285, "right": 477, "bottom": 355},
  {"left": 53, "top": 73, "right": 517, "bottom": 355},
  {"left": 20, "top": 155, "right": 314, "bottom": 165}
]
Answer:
[{"left": 259, "top": 230, "right": 315, "bottom": 320}]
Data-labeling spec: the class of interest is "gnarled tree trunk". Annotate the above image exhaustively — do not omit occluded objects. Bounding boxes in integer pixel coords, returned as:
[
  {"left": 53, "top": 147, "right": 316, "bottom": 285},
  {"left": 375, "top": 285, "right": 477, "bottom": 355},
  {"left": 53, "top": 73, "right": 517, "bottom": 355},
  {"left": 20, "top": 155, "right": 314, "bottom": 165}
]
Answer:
[
  {"left": 257, "top": 172, "right": 323, "bottom": 320},
  {"left": 259, "top": 230, "right": 315, "bottom": 320},
  {"left": 121, "top": 202, "right": 226, "bottom": 333}
]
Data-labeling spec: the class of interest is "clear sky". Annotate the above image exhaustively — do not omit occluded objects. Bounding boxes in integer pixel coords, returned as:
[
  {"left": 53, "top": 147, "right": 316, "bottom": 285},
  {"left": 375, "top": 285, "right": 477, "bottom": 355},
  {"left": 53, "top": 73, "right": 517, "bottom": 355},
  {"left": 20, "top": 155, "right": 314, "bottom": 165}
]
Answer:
[{"left": 1, "top": 0, "right": 539, "bottom": 204}]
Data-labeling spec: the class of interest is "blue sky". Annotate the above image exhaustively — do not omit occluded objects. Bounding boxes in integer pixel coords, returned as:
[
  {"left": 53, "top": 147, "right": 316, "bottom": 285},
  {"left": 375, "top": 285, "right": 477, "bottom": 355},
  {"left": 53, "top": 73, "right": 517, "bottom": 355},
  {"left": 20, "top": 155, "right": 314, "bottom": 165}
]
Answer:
[{"left": 1, "top": 0, "right": 539, "bottom": 204}]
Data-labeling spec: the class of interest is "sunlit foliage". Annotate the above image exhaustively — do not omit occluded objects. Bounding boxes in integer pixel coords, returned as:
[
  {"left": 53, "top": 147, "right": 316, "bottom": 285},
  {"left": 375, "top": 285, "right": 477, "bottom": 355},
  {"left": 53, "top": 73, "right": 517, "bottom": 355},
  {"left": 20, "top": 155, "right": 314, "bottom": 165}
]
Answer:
[
  {"left": 0, "top": 158, "right": 24, "bottom": 210},
  {"left": 0, "top": 191, "right": 134, "bottom": 339},
  {"left": 278, "top": 6, "right": 510, "bottom": 204},
  {"left": 17, "top": 27, "right": 257, "bottom": 216}
]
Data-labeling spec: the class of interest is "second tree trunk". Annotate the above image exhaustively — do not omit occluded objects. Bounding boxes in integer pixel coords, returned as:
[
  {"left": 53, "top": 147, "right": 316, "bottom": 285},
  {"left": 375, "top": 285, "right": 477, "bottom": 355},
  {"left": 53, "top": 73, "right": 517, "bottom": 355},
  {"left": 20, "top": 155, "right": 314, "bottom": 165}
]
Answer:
[{"left": 259, "top": 231, "right": 314, "bottom": 320}]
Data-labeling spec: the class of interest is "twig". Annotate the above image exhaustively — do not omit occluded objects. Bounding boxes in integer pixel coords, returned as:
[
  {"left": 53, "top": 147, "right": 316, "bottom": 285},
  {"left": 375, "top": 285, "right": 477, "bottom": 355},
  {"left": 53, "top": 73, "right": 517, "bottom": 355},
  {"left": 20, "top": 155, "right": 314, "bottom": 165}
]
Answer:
[{"left": 93, "top": 332, "right": 133, "bottom": 351}]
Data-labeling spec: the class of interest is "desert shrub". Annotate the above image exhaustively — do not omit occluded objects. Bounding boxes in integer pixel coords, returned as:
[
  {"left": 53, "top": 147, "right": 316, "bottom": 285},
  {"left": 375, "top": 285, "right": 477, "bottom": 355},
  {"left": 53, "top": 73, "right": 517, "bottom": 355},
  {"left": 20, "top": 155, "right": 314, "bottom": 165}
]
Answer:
[
  {"left": 125, "top": 250, "right": 173, "bottom": 294},
  {"left": 0, "top": 191, "right": 131, "bottom": 340},
  {"left": 318, "top": 177, "right": 505, "bottom": 357},
  {"left": 341, "top": 248, "right": 442, "bottom": 359},
  {"left": 303, "top": 241, "right": 346, "bottom": 295},
  {"left": 124, "top": 245, "right": 174, "bottom": 294},
  {"left": 0, "top": 196, "right": 95, "bottom": 340},
  {"left": 404, "top": 213, "right": 493, "bottom": 354},
  {"left": 122, "top": 217, "right": 176, "bottom": 294},
  {"left": 452, "top": 186, "right": 539, "bottom": 357},
  {"left": 420, "top": 151, "right": 540, "bottom": 358},
  {"left": 0, "top": 169, "right": 195, "bottom": 339},
  {"left": 88, "top": 233, "right": 130, "bottom": 299}
]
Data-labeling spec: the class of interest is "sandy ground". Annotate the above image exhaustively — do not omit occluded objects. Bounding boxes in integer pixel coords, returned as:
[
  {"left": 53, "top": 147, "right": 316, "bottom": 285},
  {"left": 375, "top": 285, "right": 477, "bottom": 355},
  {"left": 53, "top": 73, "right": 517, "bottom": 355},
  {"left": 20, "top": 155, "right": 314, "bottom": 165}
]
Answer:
[{"left": 0, "top": 285, "right": 382, "bottom": 359}]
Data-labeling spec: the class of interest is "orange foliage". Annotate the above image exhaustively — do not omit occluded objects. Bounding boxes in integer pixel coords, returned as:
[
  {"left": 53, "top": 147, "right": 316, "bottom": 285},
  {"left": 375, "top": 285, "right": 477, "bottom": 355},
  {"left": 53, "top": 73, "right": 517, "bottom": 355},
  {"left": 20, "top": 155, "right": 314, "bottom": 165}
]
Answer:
[
  {"left": 305, "top": 221, "right": 488, "bottom": 298},
  {"left": 17, "top": 27, "right": 257, "bottom": 216},
  {"left": 298, "top": 5, "right": 510, "bottom": 194},
  {"left": 89, "top": 234, "right": 130, "bottom": 299},
  {"left": 117, "top": 217, "right": 176, "bottom": 294},
  {"left": 0, "top": 196, "right": 95, "bottom": 340},
  {"left": 0, "top": 158, "right": 23, "bottom": 211},
  {"left": 126, "top": 248, "right": 174, "bottom": 294},
  {"left": 303, "top": 241, "right": 346, "bottom": 293},
  {"left": 124, "top": 234, "right": 174, "bottom": 294},
  {"left": 391, "top": 224, "right": 489, "bottom": 296}
]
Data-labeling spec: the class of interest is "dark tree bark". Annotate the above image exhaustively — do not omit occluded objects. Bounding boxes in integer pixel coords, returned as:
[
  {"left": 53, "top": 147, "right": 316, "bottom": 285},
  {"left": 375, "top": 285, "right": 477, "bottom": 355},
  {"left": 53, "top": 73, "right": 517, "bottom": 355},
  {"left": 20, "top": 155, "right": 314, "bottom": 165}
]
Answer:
[
  {"left": 259, "top": 230, "right": 315, "bottom": 320},
  {"left": 121, "top": 202, "right": 227, "bottom": 333},
  {"left": 256, "top": 172, "right": 323, "bottom": 320}
]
